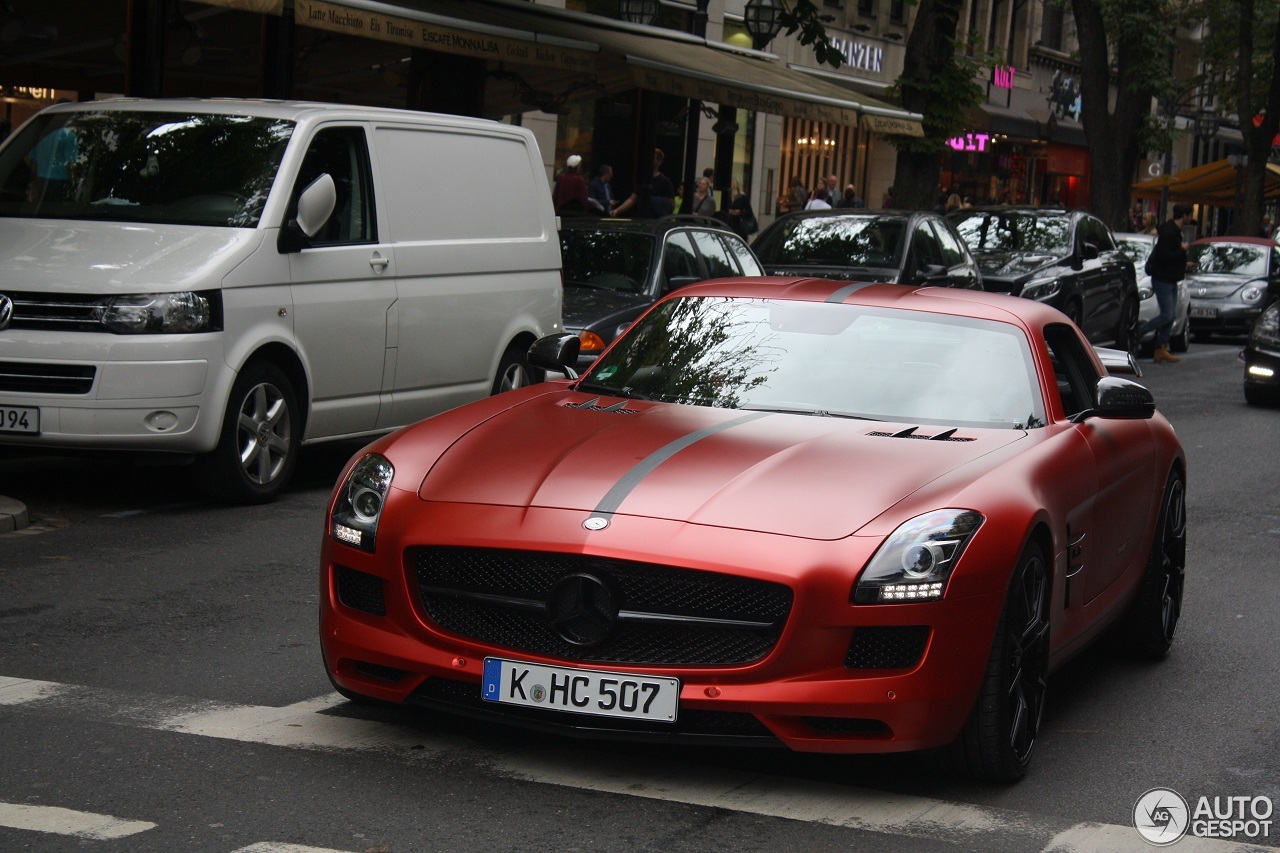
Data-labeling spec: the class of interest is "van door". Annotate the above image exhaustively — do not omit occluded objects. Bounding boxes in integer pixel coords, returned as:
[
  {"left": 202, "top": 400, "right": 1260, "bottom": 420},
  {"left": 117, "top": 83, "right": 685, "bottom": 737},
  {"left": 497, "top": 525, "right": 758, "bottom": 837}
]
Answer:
[{"left": 285, "top": 124, "right": 396, "bottom": 439}]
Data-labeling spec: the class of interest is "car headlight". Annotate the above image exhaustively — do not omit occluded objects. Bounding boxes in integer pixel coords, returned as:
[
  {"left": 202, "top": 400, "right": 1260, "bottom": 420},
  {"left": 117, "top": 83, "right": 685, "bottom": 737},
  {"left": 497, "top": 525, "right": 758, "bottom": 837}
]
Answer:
[
  {"left": 852, "top": 509, "right": 984, "bottom": 604},
  {"left": 1250, "top": 301, "right": 1280, "bottom": 348},
  {"left": 100, "top": 291, "right": 217, "bottom": 334},
  {"left": 1241, "top": 283, "right": 1265, "bottom": 304},
  {"left": 331, "top": 453, "right": 394, "bottom": 553},
  {"left": 1020, "top": 277, "right": 1061, "bottom": 301}
]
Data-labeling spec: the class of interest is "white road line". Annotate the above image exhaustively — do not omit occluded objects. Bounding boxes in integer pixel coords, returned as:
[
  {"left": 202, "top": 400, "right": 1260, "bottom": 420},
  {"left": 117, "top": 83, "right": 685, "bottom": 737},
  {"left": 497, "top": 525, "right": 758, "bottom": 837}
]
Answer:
[
  {"left": 3, "top": 675, "right": 1276, "bottom": 853},
  {"left": 0, "top": 802, "right": 155, "bottom": 840},
  {"left": 232, "top": 844, "right": 357, "bottom": 853}
]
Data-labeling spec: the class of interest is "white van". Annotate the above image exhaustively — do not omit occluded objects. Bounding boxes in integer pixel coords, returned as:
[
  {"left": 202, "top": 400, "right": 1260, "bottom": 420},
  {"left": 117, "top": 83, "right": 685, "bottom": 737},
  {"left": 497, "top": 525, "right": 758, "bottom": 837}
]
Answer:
[{"left": 0, "top": 98, "right": 561, "bottom": 502}]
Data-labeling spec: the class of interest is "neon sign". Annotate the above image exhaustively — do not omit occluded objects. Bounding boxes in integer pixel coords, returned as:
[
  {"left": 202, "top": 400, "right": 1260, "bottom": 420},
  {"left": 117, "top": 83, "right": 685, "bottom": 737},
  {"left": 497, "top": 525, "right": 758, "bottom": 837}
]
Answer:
[
  {"left": 947, "top": 133, "right": 990, "bottom": 152},
  {"left": 992, "top": 66, "right": 1016, "bottom": 89}
]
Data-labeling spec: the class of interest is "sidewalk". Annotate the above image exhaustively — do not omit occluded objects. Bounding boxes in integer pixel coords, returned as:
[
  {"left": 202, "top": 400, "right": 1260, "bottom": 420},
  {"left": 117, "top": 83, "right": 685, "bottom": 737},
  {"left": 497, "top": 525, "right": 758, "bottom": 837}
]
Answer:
[{"left": 0, "top": 495, "right": 29, "bottom": 533}]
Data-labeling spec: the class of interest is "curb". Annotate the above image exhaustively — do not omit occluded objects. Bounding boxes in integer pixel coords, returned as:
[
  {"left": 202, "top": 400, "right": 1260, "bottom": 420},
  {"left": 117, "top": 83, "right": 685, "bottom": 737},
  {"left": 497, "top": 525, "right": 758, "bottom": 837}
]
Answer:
[{"left": 0, "top": 495, "right": 30, "bottom": 533}]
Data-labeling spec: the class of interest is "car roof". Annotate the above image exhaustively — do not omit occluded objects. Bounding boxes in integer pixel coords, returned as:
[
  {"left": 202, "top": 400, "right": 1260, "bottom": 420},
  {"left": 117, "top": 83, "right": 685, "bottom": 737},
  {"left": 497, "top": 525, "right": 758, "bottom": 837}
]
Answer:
[
  {"left": 666, "top": 276, "right": 1057, "bottom": 327},
  {"left": 951, "top": 206, "right": 1082, "bottom": 217},
  {"left": 1191, "top": 235, "right": 1278, "bottom": 247},
  {"left": 558, "top": 214, "right": 735, "bottom": 235}
]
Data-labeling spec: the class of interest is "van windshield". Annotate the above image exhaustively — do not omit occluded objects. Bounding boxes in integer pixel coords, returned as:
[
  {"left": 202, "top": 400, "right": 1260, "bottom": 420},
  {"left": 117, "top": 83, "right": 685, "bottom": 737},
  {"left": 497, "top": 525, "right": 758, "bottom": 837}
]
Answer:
[{"left": 0, "top": 109, "right": 294, "bottom": 227}]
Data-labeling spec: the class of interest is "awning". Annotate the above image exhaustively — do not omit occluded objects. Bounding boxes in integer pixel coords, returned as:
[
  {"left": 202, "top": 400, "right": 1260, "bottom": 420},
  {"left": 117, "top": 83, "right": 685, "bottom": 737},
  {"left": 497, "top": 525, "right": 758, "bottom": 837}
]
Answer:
[
  {"left": 1131, "top": 158, "right": 1280, "bottom": 203},
  {"left": 278, "top": 0, "right": 923, "bottom": 132}
]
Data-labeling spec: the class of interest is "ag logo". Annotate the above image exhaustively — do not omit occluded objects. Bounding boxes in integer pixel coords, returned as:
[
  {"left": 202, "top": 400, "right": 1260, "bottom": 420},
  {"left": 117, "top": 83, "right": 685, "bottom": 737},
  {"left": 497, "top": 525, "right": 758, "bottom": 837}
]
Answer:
[{"left": 1134, "top": 787, "right": 1190, "bottom": 845}]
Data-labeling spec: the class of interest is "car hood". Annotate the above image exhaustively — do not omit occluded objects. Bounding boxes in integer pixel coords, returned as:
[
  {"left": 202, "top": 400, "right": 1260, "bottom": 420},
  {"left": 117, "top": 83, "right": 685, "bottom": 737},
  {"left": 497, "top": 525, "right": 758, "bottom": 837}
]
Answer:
[
  {"left": 562, "top": 286, "right": 651, "bottom": 329},
  {"left": 415, "top": 391, "right": 1027, "bottom": 540},
  {"left": 0, "top": 218, "right": 263, "bottom": 293},
  {"left": 761, "top": 264, "right": 902, "bottom": 283},
  {"left": 971, "top": 251, "right": 1059, "bottom": 281},
  {"left": 1185, "top": 273, "right": 1258, "bottom": 298}
]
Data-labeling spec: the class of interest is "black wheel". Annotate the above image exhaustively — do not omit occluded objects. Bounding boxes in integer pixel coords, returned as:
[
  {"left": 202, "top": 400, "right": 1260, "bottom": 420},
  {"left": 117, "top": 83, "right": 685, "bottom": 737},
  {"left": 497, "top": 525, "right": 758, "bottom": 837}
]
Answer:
[
  {"left": 1063, "top": 300, "right": 1083, "bottom": 328},
  {"left": 491, "top": 342, "right": 538, "bottom": 395},
  {"left": 1120, "top": 471, "right": 1186, "bottom": 658},
  {"left": 1113, "top": 298, "right": 1139, "bottom": 353},
  {"left": 948, "top": 541, "right": 1050, "bottom": 782},
  {"left": 198, "top": 361, "right": 299, "bottom": 504},
  {"left": 1244, "top": 384, "right": 1280, "bottom": 407},
  {"left": 1169, "top": 321, "right": 1190, "bottom": 353}
]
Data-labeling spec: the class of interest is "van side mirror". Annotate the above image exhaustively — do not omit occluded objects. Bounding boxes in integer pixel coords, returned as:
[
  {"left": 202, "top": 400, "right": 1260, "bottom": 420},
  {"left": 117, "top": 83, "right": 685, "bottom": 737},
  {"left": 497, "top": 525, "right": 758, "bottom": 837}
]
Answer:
[
  {"left": 529, "top": 333, "right": 581, "bottom": 380},
  {"left": 277, "top": 174, "right": 337, "bottom": 253}
]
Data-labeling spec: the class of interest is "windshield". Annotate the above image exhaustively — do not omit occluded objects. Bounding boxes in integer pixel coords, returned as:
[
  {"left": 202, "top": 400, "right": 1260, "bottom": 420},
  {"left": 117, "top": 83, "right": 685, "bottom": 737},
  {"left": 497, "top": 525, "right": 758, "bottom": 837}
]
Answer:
[
  {"left": 753, "top": 215, "right": 907, "bottom": 269},
  {"left": 0, "top": 109, "right": 294, "bottom": 227},
  {"left": 1116, "top": 238, "right": 1154, "bottom": 266},
  {"left": 951, "top": 211, "right": 1072, "bottom": 256},
  {"left": 1188, "top": 243, "right": 1269, "bottom": 276},
  {"left": 582, "top": 296, "right": 1044, "bottom": 429},
  {"left": 559, "top": 229, "right": 655, "bottom": 295}
]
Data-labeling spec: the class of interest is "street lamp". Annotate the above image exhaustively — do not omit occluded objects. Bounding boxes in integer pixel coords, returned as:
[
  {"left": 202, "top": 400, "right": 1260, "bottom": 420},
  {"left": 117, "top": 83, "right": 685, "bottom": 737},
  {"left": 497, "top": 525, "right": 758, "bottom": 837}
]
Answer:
[
  {"left": 618, "top": 0, "right": 659, "bottom": 26},
  {"left": 744, "top": 0, "right": 784, "bottom": 50}
]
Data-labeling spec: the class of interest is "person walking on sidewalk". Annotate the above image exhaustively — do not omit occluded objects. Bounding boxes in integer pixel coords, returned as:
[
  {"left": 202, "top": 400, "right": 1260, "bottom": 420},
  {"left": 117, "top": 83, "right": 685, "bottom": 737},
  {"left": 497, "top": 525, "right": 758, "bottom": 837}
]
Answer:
[{"left": 1140, "top": 202, "right": 1196, "bottom": 364}]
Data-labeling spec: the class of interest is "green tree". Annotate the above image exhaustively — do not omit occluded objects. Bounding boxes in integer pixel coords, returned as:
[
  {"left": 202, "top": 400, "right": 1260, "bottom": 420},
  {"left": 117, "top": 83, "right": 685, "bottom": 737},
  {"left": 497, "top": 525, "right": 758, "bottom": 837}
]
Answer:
[
  {"left": 1071, "top": 0, "right": 1187, "bottom": 231},
  {"left": 1200, "top": 0, "right": 1280, "bottom": 236}
]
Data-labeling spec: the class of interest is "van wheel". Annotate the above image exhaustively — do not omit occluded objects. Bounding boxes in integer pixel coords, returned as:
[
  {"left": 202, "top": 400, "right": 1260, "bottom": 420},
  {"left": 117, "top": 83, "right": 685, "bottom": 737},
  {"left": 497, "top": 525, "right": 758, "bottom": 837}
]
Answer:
[
  {"left": 199, "top": 362, "right": 299, "bottom": 504},
  {"left": 492, "top": 343, "right": 537, "bottom": 395}
]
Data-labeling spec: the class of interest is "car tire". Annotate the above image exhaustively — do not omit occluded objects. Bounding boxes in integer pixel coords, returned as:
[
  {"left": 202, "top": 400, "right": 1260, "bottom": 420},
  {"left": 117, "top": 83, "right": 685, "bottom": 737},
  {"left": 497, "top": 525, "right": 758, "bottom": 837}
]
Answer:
[
  {"left": 946, "top": 540, "right": 1050, "bottom": 782},
  {"left": 1118, "top": 470, "right": 1186, "bottom": 659},
  {"left": 1244, "top": 383, "right": 1279, "bottom": 407},
  {"left": 491, "top": 341, "right": 538, "bottom": 395},
  {"left": 1063, "top": 299, "right": 1083, "bottom": 329},
  {"left": 1113, "top": 298, "right": 1139, "bottom": 353},
  {"left": 197, "top": 361, "right": 299, "bottom": 505},
  {"left": 1169, "top": 322, "right": 1190, "bottom": 353}
]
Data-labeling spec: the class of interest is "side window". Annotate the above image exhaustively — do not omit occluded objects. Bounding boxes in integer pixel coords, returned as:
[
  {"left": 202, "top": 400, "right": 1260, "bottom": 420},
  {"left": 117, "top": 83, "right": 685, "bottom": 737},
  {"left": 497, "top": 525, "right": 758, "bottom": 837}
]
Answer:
[
  {"left": 292, "top": 126, "right": 374, "bottom": 246},
  {"left": 913, "top": 222, "right": 944, "bottom": 269},
  {"left": 1094, "top": 219, "right": 1117, "bottom": 251},
  {"left": 1043, "top": 323, "right": 1101, "bottom": 418},
  {"left": 690, "top": 230, "right": 740, "bottom": 279},
  {"left": 726, "top": 235, "right": 764, "bottom": 276},
  {"left": 662, "top": 231, "right": 700, "bottom": 286},
  {"left": 931, "top": 221, "right": 967, "bottom": 268}
]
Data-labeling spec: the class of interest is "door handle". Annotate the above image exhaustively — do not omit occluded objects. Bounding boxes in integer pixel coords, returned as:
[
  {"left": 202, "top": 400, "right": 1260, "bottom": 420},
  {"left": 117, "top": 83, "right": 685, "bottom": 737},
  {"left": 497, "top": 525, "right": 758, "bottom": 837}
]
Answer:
[{"left": 369, "top": 254, "right": 390, "bottom": 272}]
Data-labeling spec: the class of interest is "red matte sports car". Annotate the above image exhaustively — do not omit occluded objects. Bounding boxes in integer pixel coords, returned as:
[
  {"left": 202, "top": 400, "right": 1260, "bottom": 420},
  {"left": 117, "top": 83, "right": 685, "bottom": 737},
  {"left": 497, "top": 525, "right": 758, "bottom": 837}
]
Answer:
[{"left": 319, "top": 277, "right": 1186, "bottom": 782}]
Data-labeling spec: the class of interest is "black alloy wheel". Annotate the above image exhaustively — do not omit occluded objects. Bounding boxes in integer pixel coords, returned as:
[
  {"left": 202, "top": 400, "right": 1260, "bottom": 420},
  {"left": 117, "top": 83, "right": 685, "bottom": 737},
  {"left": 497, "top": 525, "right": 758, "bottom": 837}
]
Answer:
[
  {"left": 1114, "top": 298, "right": 1140, "bottom": 354},
  {"left": 1122, "top": 470, "right": 1187, "bottom": 658},
  {"left": 947, "top": 541, "right": 1051, "bottom": 782}
]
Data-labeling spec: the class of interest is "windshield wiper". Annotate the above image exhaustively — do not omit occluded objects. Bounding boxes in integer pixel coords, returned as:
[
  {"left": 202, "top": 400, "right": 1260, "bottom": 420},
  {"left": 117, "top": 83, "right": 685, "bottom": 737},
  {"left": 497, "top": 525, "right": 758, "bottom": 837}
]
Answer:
[
  {"left": 574, "top": 381, "right": 657, "bottom": 401},
  {"left": 737, "top": 403, "right": 880, "bottom": 421},
  {"left": 564, "top": 280, "right": 611, "bottom": 291}
]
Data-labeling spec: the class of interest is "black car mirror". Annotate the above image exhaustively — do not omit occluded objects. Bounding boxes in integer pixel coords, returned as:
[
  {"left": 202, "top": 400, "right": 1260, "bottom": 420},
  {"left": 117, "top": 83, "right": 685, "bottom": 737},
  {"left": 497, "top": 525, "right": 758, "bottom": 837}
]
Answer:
[
  {"left": 915, "top": 264, "right": 949, "bottom": 284},
  {"left": 529, "top": 333, "right": 581, "bottom": 380},
  {"left": 1080, "top": 242, "right": 1100, "bottom": 261},
  {"left": 1070, "top": 376, "right": 1155, "bottom": 423}
]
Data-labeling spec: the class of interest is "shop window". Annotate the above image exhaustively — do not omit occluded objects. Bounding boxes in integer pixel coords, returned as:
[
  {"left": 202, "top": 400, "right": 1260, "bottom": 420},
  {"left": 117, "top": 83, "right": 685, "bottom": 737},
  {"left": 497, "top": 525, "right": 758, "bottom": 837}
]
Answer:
[
  {"left": 890, "top": 0, "right": 905, "bottom": 24},
  {"left": 1040, "top": 3, "right": 1065, "bottom": 51}
]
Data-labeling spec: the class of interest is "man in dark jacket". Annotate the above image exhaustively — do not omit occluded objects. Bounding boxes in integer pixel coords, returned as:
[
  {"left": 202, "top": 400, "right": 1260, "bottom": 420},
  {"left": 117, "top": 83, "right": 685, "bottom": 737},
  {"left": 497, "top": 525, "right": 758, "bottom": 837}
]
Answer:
[{"left": 1140, "top": 202, "right": 1194, "bottom": 363}]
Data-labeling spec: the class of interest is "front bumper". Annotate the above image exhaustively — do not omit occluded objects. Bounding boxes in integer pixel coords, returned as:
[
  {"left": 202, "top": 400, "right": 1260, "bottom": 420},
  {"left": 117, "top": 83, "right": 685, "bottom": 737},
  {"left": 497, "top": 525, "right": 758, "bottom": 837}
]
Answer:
[
  {"left": 1189, "top": 300, "right": 1263, "bottom": 337},
  {"left": 1243, "top": 343, "right": 1280, "bottom": 396},
  {"left": 319, "top": 499, "right": 1009, "bottom": 755}
]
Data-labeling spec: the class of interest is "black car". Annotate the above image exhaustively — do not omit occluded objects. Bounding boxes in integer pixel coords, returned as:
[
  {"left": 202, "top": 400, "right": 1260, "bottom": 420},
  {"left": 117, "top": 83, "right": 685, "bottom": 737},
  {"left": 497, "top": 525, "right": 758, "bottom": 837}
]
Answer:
[
  {"left": 750, "top": 209, "right": 982, "bottom": 290},
  {"left": 948, "top": 207, "right": 1139, "bottom": 349},
  {"left": 559, "top": 215, "right": 764, "bottom": 369},
  {"left": 1243, "top": 300, "right": 1280, "bottom": 406}
]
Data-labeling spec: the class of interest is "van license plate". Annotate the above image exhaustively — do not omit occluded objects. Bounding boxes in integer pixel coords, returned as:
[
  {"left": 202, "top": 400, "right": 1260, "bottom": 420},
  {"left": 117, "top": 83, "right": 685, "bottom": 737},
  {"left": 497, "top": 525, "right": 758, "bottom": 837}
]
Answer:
[
  {"left": 0, "top": 405, "right": 39, "bottom": 434},
  {"left": 482, "top": 657, "right": 679, "bottom": 723}
]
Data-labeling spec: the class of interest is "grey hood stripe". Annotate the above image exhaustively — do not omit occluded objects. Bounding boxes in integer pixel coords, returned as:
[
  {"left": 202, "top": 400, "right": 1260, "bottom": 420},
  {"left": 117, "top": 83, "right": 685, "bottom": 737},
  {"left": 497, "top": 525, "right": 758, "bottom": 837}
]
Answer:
[
  {"left": 825, "top": 281, "right": 879, "bottom": 302},
  {"left": 589, "top": 411, "right": 770, "bottom": 518}
]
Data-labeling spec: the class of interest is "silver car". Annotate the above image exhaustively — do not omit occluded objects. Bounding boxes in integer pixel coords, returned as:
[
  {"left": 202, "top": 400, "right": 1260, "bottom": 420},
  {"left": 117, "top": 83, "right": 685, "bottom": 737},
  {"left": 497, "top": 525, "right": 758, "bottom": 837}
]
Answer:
[{"left": 1116, "top": 233, "right": 1191, "bottom": 352}]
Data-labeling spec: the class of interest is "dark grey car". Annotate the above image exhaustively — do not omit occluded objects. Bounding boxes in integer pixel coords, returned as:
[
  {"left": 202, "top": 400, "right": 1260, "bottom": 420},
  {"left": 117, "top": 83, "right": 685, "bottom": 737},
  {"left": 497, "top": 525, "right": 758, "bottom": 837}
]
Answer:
[
  {"left": 949, "top": 207, "right": 1139, "bottom": 350},
  {"left": 750, "top": 209, "right": 982, "bottom": 290}
]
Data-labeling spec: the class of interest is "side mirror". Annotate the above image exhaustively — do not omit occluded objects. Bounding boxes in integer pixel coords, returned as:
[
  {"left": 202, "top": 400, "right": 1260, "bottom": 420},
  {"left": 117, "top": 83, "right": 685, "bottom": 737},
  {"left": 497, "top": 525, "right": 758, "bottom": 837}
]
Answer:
[
  {"left": 916, "top": 263, "right": 949, "bottom": 284},
  {"left": 1070, "top": 376, "right": 1156, "bottom": 423},
  {"left": 1094, "top": 345, "right": 1143, "bottom": 377},
  {"left": 529, "top": 333, "right": 581, "bottom": 380},
  {"left": 1080, "top": 241, "right": 1100, "bottom": 260},
  {"left": 277, "top": 174, "right": 336, "bottom": 254}
]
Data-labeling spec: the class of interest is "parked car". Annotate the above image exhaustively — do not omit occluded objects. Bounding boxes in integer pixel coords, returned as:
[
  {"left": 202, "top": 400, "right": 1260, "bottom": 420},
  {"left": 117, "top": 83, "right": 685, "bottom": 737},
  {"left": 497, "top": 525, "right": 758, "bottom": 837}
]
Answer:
[
  {"left": 320, "top": 277, "right": 1185, "bottom": 783},
  {"left": 948, "top": 207, "right": 1139, "bottom": 350},
  {"left": 1243, "top": 300, "right": 1280, "bottom": 405},
  {"left": 751, "top": 209, "right": 982, "bottom": 289},
  {"left": 559, "top": 215, "right": 763, "bottom": 370},
  {"left": 0, "top": 98, "right": 562, "bottom": 503},
  {"left": 1115, "top": 232, "right": 1191, "bottom": 353},
  {"left": 1185, "top": 236, "right": 1280, "bottom": 340}
]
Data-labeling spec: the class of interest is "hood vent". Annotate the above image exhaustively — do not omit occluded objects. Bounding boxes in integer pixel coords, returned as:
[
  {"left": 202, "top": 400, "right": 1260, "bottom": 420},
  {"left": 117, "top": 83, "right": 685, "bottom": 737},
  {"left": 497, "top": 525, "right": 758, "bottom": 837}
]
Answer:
[
  {"left": 868, "top": 426, "right": 975, "bottom": 442},
  {"left": 563, "top": 397, "right": 639, "bottom": 414}
]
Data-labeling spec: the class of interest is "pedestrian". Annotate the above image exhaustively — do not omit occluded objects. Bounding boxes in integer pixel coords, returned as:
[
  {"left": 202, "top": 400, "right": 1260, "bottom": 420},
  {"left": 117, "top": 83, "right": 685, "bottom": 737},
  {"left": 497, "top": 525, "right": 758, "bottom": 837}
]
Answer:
[
  {"left": 838, "top": 184, "right": 859, "bottom": 209},
  {"left": 650, "top": 148, "right": 675, "bottom": 217},
  {"left": 690, "top": 176, "right": 717, "bottom": 216},
  {"left": 881, "top": 186, "right": 894, "bottom": 208},
  {"left": 1129, "top": 202, "right": 1145, "bottom": 233},
  {"left": 551, "top": 153, "right": 589, "bottom": 214},
  {"left": 804, "top": 184, "right": 832, "bottom": 210},
  {"left": 588, "top": 164, "right": 617, "bottom": 215},
  {"left": 726, "top": 179, "right": 758, "bottom": 239},
  {"left": 824, "top": 174, "right": 840, "bottom": 205},
  {"left": 1140, "top": 202, "right": 1196, "bottom": 364},
  {"left": 945, "top": 192, "right": 963, "bottom": 213},
  {"left": 788, "top": 175, "right": 808, "bottom": 213},
  {"left": 673, "top": 182, "right": 684, "bottom": 215},
  {"left": 1141, "top": 211, "right": 1158, "bottom": 235}
]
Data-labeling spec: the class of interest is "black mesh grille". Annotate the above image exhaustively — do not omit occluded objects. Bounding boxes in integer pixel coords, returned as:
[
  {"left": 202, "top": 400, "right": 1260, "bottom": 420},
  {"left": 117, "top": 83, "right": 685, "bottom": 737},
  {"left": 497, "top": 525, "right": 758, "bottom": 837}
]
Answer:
[
  {"left": 409, "top": 546, "right": 792, "bottom": 666},
  {"left": 0, "top": 360, "right": 96, "bottom": 394},
  {"left": 410, "top": 676, "right": 778, "bottom": 742},
  {"left": 354, "top": 661, "right": 406, "bottom": 682},
  {"left": 844, "top": 626, "right": 931, "bottom": 669},
  {"left": 336, "top": 565, "right": 386, "bottom": 616},
  {"left": 803, "top": 716, "right": 891, "bottom": 736}
]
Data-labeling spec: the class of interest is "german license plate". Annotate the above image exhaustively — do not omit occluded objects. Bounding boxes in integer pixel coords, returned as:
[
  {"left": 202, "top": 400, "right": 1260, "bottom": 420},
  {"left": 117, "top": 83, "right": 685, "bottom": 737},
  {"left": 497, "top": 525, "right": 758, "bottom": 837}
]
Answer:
[
  {"left": 0, "top": 405, "right": 39, "bottom": 434},
  {"left": 482, "top": 657, "right": 679, "bottom": 723},
  {"left": 1190, "top": 306, "right": 1217, "bottom": 319}
]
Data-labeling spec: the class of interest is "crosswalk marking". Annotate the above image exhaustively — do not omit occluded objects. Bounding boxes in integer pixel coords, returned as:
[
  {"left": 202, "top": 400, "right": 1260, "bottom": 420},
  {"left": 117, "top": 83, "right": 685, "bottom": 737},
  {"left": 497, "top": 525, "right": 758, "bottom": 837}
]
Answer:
[
  {"left": 0, "top": 802, "right": 156, "bottom": 840},
  {"left": 1, "top": 675, "right": 1275, "bottom": 853},
  {"left": 232, "top": 844, "right": 358, "bottom": 853}
]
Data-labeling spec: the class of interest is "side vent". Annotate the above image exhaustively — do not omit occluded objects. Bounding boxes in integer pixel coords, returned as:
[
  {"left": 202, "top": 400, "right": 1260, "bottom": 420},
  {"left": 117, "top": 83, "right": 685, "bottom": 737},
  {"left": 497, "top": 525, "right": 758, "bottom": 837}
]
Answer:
[
  {"left": 563, "top": 397, "right": 639, "bottom": 414},
  {"left": 867, "top": 426, "right": 975, "bottom": 442}
]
